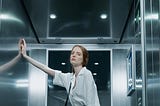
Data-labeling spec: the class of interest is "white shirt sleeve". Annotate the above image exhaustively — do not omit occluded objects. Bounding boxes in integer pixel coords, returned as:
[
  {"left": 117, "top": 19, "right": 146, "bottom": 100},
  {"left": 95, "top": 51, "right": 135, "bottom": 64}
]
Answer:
[{"left": 53, "top": 70, "right": 71, "bottom": 90}]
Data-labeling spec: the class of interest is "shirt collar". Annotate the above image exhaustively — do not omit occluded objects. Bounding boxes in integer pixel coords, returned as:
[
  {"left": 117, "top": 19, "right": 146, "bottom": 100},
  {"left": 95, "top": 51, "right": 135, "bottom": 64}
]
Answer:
[{"left": 77, "top": 67, "right": 86, "bottom": 76}]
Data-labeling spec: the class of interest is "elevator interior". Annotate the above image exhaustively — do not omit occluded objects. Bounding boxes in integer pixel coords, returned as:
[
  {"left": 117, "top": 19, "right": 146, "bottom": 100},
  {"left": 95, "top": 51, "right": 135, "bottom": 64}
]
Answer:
[
  {"left": 0, "top": 0, "right": 160, "bottom": 106},
  {"left": 0, "top": 0, "right": 139, "bottom": 106}
]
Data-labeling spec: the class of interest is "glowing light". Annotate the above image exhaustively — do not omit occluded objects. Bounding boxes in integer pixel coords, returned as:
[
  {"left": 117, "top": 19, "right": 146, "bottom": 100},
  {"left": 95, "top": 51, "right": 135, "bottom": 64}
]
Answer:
[
  {"left": 61, "top": 62, "right": 66, "bottom": 65},
  {"left": 145, "top": 14, "right": 159, "bottom": 20},
  {"left": 50, "top": 14, "right": 57, "bottom": 19},
  {"left": 93, "top": 73, "right": 97, "bottom": 76},
  {"left": 16, "top": 79, "right": 28, "bottom": 87},
  {"left": 0, "top": 14, "right": 9, "bottom": 19},
  {"left": 94, "top": 62, "right": 99, "bottom": 65},
  {"left": 134, "top": 17, "right": 141, "bottom": 21},
  {"left": 0, "top": 13, "right": 23, "bottom": 24},
  {"left": 100, "top": 14, "right": 107, "bottom": 19},
  {"left": 16, "top": 79, "right": 28, "bottom": 83}
]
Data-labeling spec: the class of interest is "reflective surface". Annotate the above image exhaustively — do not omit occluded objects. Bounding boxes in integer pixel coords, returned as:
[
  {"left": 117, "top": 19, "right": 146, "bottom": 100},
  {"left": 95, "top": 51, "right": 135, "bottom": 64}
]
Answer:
[
  {"left": 0, "top": 0, "right": 37, "bottom": 43},
  {"left": 0, "top": 50, "right": 48, "bottom": 106},
  {"left": 112, "top": 49, "right": 132, "bottom": 106},
  {"left": 48, "top": 0, "right": 110, "bottom": 37},
  {"left": 0, "top": 51, "right": 28, "bottom": 106},
  {"left": 0, "top": 0, "right": 134, "bottom": 44},
  {"left": 142, "top": 0, "right": 160, "bottom": 106},
  {"left": 28, "top": 50, "right": 48, "bottom": 106}
]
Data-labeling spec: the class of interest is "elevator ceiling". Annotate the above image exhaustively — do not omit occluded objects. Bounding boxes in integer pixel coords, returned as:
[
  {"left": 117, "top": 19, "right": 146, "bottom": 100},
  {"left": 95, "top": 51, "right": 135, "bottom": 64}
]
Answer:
[{"left": 0, "top": 0, "right": 134, "bottom": 44}]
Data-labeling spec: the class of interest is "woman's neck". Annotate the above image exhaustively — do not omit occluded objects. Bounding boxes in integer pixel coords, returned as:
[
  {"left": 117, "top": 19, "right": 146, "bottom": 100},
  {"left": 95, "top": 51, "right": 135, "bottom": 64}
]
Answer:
[{"left": 73, "top": 65, "right": 83, "bottom": 77}]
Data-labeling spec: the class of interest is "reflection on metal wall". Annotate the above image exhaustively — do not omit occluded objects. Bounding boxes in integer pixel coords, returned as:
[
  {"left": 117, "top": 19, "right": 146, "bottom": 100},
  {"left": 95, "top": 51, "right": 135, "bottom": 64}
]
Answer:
[
  {"left": 0, "top": 50, "right": 48, "bottom": 106},
  {"left": 0, "top": 0, "right": 36, "bottom": 43},
  {"left": 145, "top": 0, "right": 160, "bottom": 103},
  {"left": 0, "top": 51, "right": 28, "bottom": 106},
  {"left": 141, "top": 0, "right": 160, "bottom": 105}
]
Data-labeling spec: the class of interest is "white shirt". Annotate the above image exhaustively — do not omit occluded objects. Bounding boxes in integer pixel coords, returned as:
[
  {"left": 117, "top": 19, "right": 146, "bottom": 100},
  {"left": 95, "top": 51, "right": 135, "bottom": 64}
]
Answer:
[{"left": 53, "top": 67, "right": 100, "bottom": 106}]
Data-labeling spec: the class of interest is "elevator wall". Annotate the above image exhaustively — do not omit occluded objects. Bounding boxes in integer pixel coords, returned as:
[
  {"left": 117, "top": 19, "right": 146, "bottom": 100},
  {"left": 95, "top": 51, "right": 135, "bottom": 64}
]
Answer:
[
  {"left": 0, "top": 48, "right": 48, "bottom": 106},
  {"left": 0, "top": 51, "right": 28, "bottom": 106},
  {"left": 142, "top": 0, "right": 160, "bottom": 105},
  {"left": 112, "top": 49, "right": 133, "bottom": 106}
]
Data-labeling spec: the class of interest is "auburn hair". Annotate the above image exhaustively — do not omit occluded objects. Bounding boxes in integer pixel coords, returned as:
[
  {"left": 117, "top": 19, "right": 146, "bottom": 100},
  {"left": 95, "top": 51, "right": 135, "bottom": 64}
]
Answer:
[{"left": 71, "top": 45, "right": 89, "bottom": 72}]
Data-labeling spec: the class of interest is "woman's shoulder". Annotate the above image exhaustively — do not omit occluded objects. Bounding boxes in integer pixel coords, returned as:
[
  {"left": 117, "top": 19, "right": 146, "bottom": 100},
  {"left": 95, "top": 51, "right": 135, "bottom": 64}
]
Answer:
[{"left": 83, "top": 67, "right": 92, "bottom": 76}]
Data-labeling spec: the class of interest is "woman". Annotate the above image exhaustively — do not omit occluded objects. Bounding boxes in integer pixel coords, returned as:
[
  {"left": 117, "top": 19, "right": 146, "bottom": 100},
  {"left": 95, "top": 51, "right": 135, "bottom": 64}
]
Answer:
[{"left": 19, "top": 39, "right": 100, "bottom": 106}]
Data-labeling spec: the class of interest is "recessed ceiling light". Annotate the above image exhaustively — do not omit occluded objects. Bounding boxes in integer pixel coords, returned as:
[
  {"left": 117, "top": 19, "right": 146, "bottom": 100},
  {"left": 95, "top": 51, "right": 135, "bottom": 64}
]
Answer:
[
  {"left": 94, "top": 62, "right": 99, "bottom": 65},
  {"left": 93, "top": 73, "right": 97, "bottom": 76},
  {"left": 100, "top": 14, "right": 107, "bottom": 19},
  {"left": 61, "top": 62, "right": 66, "bottom": 65},
  {"left": 50, "top": 14, "right": 57, "bottom": 19}
]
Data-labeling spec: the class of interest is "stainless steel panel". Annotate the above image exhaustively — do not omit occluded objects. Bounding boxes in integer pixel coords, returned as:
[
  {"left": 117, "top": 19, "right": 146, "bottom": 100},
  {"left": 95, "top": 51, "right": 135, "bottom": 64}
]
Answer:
[
  {"left": 141, "top": 0, "right": 160, "bottom": 105},
  {"left": 28, "top": 49, "right": 48, "bottom": 106},
  {"left": 112, "top": 49, "right": 132, "bottom": 106},
  {"left": 0, "top": 0, "right": 37, "bottom": 44},
  {"left": 0, "top": 51, "right": 29, "bottom": 106},
  {"left": 0, "top": 49, "right": 48, "bottom": 106}
]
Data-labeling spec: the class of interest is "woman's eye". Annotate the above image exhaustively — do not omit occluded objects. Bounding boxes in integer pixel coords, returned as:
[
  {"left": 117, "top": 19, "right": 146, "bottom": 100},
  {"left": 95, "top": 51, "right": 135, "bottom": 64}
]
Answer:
[{"left": 77, "top": 53, "right": 81, "bottom": 56}]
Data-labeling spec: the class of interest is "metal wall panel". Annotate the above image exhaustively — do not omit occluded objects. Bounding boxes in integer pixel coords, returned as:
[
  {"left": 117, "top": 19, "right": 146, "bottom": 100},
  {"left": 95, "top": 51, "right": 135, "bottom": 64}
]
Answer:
[
  {"left": 112, "top": 49, "right": 133, "bottom": 106},
  {"left": 28, "top": 49, "right": 48, "bottom": 106},
  {"left": 0, "top": 0, "right": 37, "bottom": 44},
  {"left": 0, "top": 49, "right": 48, "bottom": 106},
  {"left": 143, "top": 0, "right": 160, "bottom": 105},
  {"left": 0, "top": 51, "right": 29, "bottom": 106}
]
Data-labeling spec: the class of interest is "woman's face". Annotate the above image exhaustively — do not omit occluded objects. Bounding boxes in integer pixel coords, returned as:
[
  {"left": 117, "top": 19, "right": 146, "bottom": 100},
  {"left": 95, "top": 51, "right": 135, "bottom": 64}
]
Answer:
[{"left": 70, "top": 46, "right": 83, "bottom": 67}]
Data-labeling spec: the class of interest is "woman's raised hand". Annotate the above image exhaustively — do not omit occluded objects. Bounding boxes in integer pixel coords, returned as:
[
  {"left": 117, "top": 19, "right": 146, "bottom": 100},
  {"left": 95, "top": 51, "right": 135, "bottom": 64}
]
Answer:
[{"left": 18, "top": 38, "right": 27, "bottom": 56}]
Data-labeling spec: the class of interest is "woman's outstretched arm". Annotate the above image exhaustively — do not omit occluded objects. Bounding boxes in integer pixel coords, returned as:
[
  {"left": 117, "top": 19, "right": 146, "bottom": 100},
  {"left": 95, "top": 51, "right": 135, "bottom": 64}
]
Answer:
[
  {"left": 0, "top": 40, "right": 22, "bottom": 73},
  {"left": 19, "top": 39, "right": 55, "bottom": 77}
]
